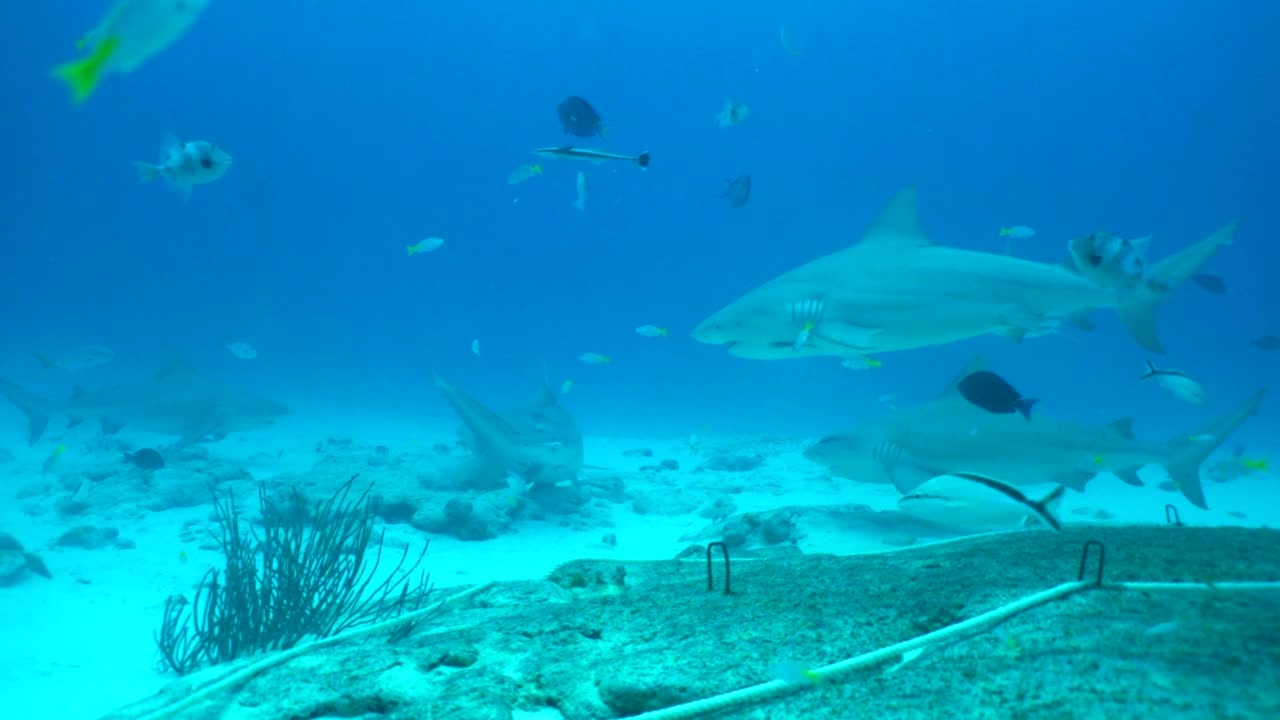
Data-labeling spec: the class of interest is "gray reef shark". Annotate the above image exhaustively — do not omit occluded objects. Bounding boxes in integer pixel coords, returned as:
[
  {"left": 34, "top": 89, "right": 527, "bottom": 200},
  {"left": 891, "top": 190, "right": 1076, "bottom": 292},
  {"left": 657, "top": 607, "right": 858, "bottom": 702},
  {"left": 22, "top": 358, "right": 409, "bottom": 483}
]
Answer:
[
  {"left": 0, "top": 357, "right": 288, "bottom": 448},
  {"left": 434, "top": 373, "right": 584, "bottom": 490},
  {"left": 693, "top": 188, "right": 1235, "bottom": 358},
  {"left": 803, "top": 358, "right": 1265, "bottom": 509}
]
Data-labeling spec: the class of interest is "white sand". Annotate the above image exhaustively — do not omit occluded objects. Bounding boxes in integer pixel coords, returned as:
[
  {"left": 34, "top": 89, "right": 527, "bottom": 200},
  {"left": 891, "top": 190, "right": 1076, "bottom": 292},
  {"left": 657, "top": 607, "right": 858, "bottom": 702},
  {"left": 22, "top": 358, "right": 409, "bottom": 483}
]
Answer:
[{"left": 0, "top": 411, "right": 1274, "bottom": 719}]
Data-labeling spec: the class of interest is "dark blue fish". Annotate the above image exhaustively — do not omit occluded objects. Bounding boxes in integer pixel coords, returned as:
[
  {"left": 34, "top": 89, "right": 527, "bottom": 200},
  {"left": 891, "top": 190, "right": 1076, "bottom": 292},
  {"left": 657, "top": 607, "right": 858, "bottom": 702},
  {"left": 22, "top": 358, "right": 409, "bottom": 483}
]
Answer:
[
  {"left": 124, "top": 448, "right": 165, "bottom": 470},
  {"left": 1252, "top": 335, "right": 1280, "bottom": 351},
  {"left": 956, "top": 371, "right": 1037, "bottom": 420},
  {"left": 723, "top": 175, "right": 752, "bottom": 208},
  {"left": 1190, "top": 273, "right": 1226, "bottom": 294},
  {"left": 557, "top": 96, "right": 605, "bottom": 139}
]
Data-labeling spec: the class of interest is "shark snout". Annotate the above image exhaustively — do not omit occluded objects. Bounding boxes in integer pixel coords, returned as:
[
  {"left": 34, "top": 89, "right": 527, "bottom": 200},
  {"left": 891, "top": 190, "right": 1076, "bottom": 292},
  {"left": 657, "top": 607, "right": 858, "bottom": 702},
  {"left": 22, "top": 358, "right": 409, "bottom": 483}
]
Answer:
[{"left": 692, "top": 316, "right": 737, "bottom": 346}]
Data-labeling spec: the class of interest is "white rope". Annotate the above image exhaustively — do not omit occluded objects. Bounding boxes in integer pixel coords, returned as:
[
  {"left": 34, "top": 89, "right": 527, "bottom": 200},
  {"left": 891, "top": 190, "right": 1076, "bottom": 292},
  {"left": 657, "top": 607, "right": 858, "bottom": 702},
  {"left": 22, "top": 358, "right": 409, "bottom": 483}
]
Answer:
[
  {"left": 1112, "top": 581, "right": 1280, "bottom": 592},
  {"left": 134, "top": 581, "right": 495, "bottom": 720},
  {"left": 629, "top": 578, "right": 1280, "bottom": 720}
]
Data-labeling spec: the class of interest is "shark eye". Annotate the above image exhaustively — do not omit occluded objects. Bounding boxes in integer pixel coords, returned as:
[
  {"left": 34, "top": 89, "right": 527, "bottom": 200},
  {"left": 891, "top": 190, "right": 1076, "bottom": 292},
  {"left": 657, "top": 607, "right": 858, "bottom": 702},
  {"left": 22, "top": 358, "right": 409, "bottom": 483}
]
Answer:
[{"left": 199, "top": 156, "right": 213, "bottom": 170}]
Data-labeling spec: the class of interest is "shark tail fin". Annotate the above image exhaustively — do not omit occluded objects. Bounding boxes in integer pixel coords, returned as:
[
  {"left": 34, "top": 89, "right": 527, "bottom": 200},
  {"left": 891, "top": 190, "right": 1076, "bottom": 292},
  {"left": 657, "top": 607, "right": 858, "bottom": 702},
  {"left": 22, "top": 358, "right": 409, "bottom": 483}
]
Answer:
[
  {"left": 0, "top": 380, "right": 54, "bottom": 445},
  {"left": 1165, "top": 388, "right": 1266, "bottom": 509},
  {"left": 1117, "top": 222, "right": 1238, "bottom": 354}
]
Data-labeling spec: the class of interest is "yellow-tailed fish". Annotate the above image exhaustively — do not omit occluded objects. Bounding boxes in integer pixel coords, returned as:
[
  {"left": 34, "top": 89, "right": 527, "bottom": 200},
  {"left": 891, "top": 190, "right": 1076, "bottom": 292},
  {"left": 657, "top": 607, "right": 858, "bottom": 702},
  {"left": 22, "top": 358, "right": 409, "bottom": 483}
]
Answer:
[
  {"left": 1242, "top": 457, "right": 1269, "bottom": 471},
  {"left": 53, "top": 0, "right": 210, "bottom": 105},
  {"left": 508, "top": 163, "right": 543, "bottom": 184},
  {"left": 579, "top": 352, "right": 611, "bottom": 364},
  {"left": 407, "top": 237, "right": 445, "bottom": 256},
  {"left": 841, "top": 356, "right": 881, "bottom": 370},
  {"left": 42, "top": 444, "right": 68, "bottom": 474},
  {"left": 635, "top": 325, "right": 669, "bottom": 338},
  {"left": 560, "top": 379, "right": 574, "bottom": 395},
  {"left": 794, "top": 322, "right": 814, "bottom": 350}
]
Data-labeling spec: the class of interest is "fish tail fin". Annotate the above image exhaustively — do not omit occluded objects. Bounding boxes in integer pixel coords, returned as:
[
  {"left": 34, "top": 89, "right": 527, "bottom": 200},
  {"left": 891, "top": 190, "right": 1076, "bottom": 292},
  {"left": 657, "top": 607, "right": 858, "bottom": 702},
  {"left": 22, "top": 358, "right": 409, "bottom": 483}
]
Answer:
[
  {"left": 1017, "top": 398, "right": 1038, "bottom": 420},
  {"left": 1165, "top": 388, "right": 1266, "bottom": 509},
  {"left": 0, "top": 380, "right": 55, "bottom": 445},
  {"left": 135, "top": 162, "right": 163, "bottom": 184},
  {"left": 636, "top": 152, "right": 651, "bottom": 168},
  {"left": 1117, "top": 222, "right": 1237, "bottom": 354},
  {"left": 51, "top": 36, "right": 118, "bottom": 105},
  {"left": 1141, "top": 360, "right": 1158, "bottom": 379},
  {"left": 658, "top": 328, "right": 669, "bottom": 336},
  {"left": 32, "top": 352, "right": 56, "bottom": 370},
  {"left": 406, "top": 245, "right": 417, "bottom": 256},
  {"left": 1030, "top": 485, "right": 1065, "bottom": 531}
]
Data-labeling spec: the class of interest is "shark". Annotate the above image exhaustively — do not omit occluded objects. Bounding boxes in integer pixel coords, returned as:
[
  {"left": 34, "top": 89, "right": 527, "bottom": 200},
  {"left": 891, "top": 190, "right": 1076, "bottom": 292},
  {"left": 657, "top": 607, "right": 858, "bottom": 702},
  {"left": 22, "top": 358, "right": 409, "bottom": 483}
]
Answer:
[
  {"left": 0, "top": 356, "right": 288, "bottom": 448},
  {"left": 802, "top": 358, "right": 1266, "bottom": 510},
  {"left": 434, "top": 373, "right": 584, "bottom": 490},
  {"left": 692, "top": 188, "right": 1236, "bottom": 358}
]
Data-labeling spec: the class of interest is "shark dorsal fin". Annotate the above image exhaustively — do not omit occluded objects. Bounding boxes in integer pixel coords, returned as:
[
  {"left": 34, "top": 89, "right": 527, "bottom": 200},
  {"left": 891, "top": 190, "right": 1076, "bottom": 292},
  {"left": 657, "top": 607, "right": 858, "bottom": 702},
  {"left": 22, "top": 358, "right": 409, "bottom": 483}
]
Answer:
[
  {"left": 531, "top": 384, "right": 559, "bottom": 407},
  {"left": 941, "top": 355, "right": 989, "bottom": 396},
  {"left": 1129, "top": 234, "right": 1152, "bottom": 255},
  {"left": 1108, "top": 417, "right": 1136, "bottom": 440},
  {"left": 154, "top": 352, "right": 199, "bottom": 381},
  {"left": 857, "top": 188, "right": 930, "bottom": 250}
]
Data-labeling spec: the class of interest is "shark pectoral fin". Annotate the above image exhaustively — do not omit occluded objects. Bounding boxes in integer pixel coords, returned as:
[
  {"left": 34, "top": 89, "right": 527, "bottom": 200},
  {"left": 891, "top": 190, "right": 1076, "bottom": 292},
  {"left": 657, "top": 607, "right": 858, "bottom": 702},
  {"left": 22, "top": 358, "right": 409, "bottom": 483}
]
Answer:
[
  {"left": 1114, "top": 466, "right": 1144, "bottom": 487},
  {"left": 100, "top": 418, "right": 127, "bottom": 435},
  {"left": 1117, "top": 292, "right": 1164, "bottom": 353},
  {"left": 1052, "top": 470, "right": 1095, "bottom": 492},
  {"left": 815, "top": 321, "right": 881, "bottom": 350}
]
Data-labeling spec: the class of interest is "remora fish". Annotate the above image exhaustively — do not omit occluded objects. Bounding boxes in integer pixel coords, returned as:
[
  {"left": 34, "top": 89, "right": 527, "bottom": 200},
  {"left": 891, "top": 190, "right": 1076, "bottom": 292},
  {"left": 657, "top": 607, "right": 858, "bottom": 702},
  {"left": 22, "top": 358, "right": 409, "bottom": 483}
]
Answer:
[
  {"left": 533, "top": 146, "right": 650, "bottom": 168},
  {"left": 0, "top": 355, "right": 288, "bottom": 448},
  {"left": 692, "top": 188, "right": 1235, "bottom": 358},
  {"left": 434, "top": 373, "right": 584, "bottom": 489},
  {"left": 802, "top": 357, "right": 1265, "bottom": 510},
  {"left": 899, "top": 473, "right": 1066, "bottom": 532}
]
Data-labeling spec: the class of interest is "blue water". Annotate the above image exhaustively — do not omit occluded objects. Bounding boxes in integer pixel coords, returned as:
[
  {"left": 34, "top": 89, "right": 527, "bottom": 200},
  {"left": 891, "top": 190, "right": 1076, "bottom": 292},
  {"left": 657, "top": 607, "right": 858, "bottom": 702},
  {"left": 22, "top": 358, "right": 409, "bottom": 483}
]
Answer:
[{"left": 2, "top": 0, "right": 1277, "bottom": 441}]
